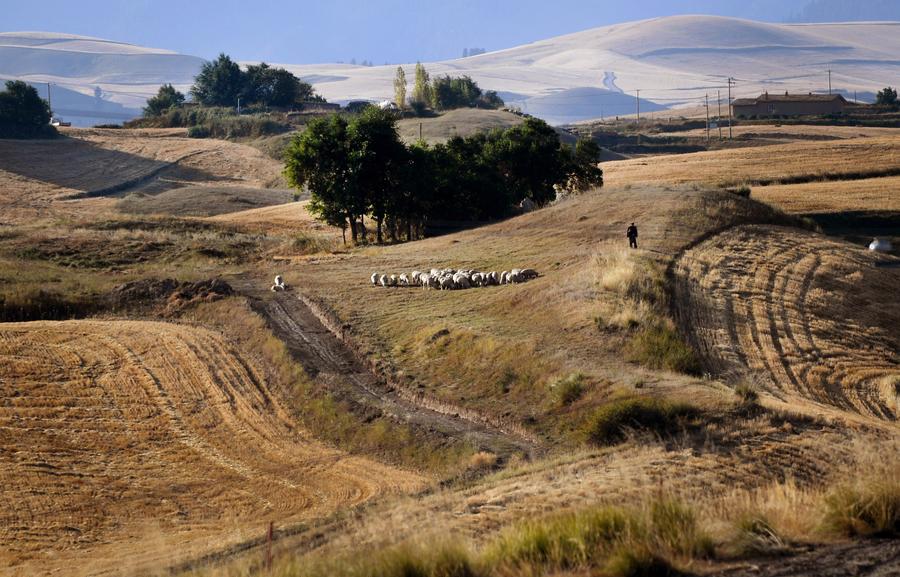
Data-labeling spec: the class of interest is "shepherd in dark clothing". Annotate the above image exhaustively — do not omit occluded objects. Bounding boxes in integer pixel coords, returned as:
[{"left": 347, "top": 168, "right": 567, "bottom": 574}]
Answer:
[{"left": 626, "top": 222, "right": 638, "bottom": 249}]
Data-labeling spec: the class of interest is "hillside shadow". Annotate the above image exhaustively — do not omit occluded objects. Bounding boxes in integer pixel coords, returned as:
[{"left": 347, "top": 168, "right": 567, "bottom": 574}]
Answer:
[{"left": 0, "top": 135, "right": 222, "bottom": 197}]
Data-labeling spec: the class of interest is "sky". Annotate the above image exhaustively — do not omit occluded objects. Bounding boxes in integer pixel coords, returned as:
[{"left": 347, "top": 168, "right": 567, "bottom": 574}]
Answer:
[{"left": 3, "top": 0, "right": 898, "bottom": 64}]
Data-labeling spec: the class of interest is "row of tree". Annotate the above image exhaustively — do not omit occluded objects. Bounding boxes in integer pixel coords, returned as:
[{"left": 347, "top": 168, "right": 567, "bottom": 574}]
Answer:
[
  {"left": 144, "top": 54, "right": 323, "bottom": 116},
  {"left": 284, "top": 109, "right": 602, "bottom": 244},
  {"left": 394, "top": 63, "right": 503, "bottom": 112},
  {"left": 0, "top": 80, "right": 55, "bottom": 138}
]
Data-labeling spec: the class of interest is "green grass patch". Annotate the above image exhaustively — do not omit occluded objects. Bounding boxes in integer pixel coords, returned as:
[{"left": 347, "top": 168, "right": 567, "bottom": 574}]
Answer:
[
  {"left": 549, "top": 372, "right": 587, "bottom": 407},
  {"left": 584, "top": 396, "right": 700, "bottom": 446},
  {"left": 626, "top": 323, "right": 701, "bottom": 375}
]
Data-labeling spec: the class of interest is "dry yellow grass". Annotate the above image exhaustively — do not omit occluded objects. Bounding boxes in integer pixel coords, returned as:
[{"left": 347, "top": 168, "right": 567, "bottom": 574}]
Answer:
[
  {"left": 395, "top": 109, "right": 524, "bottom": 145},
  {"left": 752, "top": 176, "right": 900, "bottom": 215},
  {"left": 0, "top": 320, "right": 423, "bottom": 576},
  {"left": 603, "top": 135, "right": 900, "bottom": 188},
  {"left": 0, "top": 128, "right": 284, "bottom": 224}
]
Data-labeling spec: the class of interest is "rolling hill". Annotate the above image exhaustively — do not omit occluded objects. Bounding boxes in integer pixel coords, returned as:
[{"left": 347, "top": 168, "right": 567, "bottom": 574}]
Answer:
[{"left": 3, "top": 15, "right": 900, "bottom": 125}]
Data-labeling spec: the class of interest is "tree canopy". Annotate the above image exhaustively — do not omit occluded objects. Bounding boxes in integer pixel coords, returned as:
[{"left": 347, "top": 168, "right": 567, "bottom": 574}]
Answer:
[
  {"left": 284, "top": 113, "right": 602, "bottom": 244},
  {"left": 143, "top": 84, "right": 185, "bottom": 117},
  {"left": 876, "top": 86, "right": 898, "bottom": 108},
  {"left": 0, "top": 80, "right": 55, "bottom": 138},
  {"left": 190, "top": 54, "right": 320, "bottom": 108}
]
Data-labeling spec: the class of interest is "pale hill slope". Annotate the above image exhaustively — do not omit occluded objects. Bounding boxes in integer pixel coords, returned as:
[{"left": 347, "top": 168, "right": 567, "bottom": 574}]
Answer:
[{"left": 4, "top": 15, "right": 900, "bottom": 125}]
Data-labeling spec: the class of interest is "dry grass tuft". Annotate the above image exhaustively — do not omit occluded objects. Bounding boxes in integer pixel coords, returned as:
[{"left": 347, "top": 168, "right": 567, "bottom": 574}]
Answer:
[
  {"left": 822, "top": 465, "right": 900, "bottom": 537},
  {"left": 468, "top": 451, "right": 499, "bottom": 471}
]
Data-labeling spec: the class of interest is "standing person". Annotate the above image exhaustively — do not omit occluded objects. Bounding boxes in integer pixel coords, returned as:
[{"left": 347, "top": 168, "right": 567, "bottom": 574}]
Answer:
[{"left": 626, "top": 222, "right": 638, "bottom": 249}]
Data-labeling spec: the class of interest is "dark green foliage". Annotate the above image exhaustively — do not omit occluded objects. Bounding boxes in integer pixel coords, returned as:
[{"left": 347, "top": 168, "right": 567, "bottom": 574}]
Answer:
[
  {"left": 0, "top": 80, "right": 56, "bottom": 138},
  {"left": 429, "top": 74, "right": 504, "bottom": 110},
  {"left": 242, "top": 62, "right": 318, "bottom": 107},
  {"left": 191, "top": 53, "right": 243, "bottom": 106},
  {"left": 584, "top": 397, "right": 699, "bottom": 446},
  {"left": 143, "top": 84, "right": 185, "bottom": 117},
  {"left": 876, "top": 86, "right": 898, "bottom": 108},
  {"left": 284, "top": 113, "right": 602, "bottom": 244}
]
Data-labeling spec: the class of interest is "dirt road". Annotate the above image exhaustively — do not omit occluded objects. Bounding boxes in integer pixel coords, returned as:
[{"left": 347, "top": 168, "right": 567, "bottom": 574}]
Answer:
[{"left": 234, "top": 279, "right": 538, "bottom": 459}]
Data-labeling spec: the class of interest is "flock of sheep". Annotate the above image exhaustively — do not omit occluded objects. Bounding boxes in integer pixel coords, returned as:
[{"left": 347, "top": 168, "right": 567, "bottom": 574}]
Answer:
[{"left": 370, "top": 267, "right": 538, "bottom": 290}]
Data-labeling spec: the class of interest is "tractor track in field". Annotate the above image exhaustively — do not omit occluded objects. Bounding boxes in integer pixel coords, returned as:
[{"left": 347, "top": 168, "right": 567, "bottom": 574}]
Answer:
[
  {"left": 233, "top": 278, "right": 540, "bottom": 460},
  {"left": 673, "top": 224, "right": 900, "bottom": 419}
]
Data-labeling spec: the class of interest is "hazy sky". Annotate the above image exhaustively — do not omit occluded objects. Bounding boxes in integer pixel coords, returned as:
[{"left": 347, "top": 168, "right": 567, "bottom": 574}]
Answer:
[{"left": 3, "top": 0, "right": 895, "bottom": 64}]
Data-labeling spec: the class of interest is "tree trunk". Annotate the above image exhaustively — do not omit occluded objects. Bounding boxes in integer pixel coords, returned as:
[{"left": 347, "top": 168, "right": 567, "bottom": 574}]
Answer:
[
  {"left": 348, "top": 216, "right": 358, "bottom": 244},
  {"left": 406, "top": 219, "right": 412, "bottom": 241},
  {"left": 376, "top": 217, "right": 383, "bottom": 244}
]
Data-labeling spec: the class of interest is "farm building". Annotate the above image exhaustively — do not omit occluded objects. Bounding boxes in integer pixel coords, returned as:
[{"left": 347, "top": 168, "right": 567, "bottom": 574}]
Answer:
[{"left": 732, "top": 92, "right": 848, "bottom": 118}]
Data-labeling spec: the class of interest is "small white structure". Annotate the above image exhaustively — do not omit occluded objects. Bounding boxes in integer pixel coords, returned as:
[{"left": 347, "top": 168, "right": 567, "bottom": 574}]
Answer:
[
  {"left": 869, "top": 238, "right": 893, "bottom": 253},
  {"left": 377, "top": 100, "right": 399, "bottom": 111}
]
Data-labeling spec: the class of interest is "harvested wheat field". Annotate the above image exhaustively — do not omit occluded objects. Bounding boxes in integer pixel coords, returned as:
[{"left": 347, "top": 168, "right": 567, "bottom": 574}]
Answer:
[
  {"left": 0, "top": 320, "right": 423, "bottom": 576},
  {"left": 602, "top": 135, "right": 900, "bottom": 188},
  {"left": 675, "top": 225, "right": 900, "bottom": 420},
  {"left": 752, "top": 176, "right": 900, "bottom": 215},
  {"left": 0, "top": 128, "right": 284, "bottom": 223}
]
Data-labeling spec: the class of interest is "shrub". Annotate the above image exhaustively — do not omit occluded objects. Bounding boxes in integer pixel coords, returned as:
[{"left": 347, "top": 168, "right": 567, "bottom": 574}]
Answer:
[
  {"left": 585, "top": 397, "right": 699, "bottom": 446},
  {"left": 468, "top": 451, "right": 498, "bottom": 471},
  {"left": 187, "top": 125, "right": 210, "bottom": 138},
  {"left": 0, "top": 80, "right": 56, "bottom": 138},
  {"left": 626, "top": 323, "right": 701, "bottom": 375},
  {"left": 733, "top": 383, "right": 760, "bottom": 413},
  {"left": 823, "top": 476, "right": 900, "bottom": 537},
  {"left": 550, "top": 372, "right": 587, "bottom": 407}
]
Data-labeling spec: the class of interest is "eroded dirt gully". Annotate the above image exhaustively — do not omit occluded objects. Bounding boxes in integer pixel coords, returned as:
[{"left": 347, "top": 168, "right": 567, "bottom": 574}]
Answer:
[
  {"left": 673, "top": 224, "right": 900, "bottom": 420},
  {"left": 232, "top": 278, "right": 539, "bottom": 461}
]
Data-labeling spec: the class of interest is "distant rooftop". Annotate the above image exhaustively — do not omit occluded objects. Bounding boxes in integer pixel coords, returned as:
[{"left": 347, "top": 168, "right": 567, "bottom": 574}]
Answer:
[{"left": 733, "top": 92, "right": 849, "bottom": 106}]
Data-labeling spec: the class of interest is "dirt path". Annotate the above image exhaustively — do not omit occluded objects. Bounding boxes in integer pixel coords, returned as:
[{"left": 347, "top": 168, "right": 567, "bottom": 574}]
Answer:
[
  {"left": 710, "top": 539, "right": 900, "bottom": 576},
  {"left": 233, "top": 279, "right": 539, "bottom": 459},
  {"left": 673, "top": 224, "right": 900, "bottom": 419}
]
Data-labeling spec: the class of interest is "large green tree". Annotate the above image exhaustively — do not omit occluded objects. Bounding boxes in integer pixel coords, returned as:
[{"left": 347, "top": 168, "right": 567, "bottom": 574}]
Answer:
[
  {"left": 0, "top": 80, "right": 53, "bottom": 138},
  {"left": 411, "top": 62, "right": 431, "bottom": 107},
  {"left": 143, "top": 84, "right": 185, "bottom": 116},
  {"left": 876, "top": 86, "right": 898, "bottom": 108},
  {"left": 243, "top": 62, "right": 317, "bottom": 107},
  {"left": 284, "top": 115, "right": 363, "bottom": 244},
  {"left": 191, "top": 53, "right": 243, "bottom": 106}
]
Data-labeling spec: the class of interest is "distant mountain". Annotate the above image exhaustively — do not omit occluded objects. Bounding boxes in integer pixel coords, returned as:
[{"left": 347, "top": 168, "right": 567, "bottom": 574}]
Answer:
[
  {"left": 3, "top": 16, "right": 900, "bottom": 126},
  {"left": 0, "top": 32, "right": 204, "bottom": 126},
  {"left": 790, "top": 0, "right": 900, "bottom": 23}
]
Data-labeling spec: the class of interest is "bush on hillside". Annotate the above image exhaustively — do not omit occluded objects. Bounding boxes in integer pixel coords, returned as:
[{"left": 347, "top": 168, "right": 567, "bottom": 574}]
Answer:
[
  {"left": 143, "top": 84, "right": 185, "bottom": 117},
  {"left": 0, "top": 80, "right": 56, "bottom": 139},
  {"left": 584, "top": 396, "right": 699, "bottom": 446}
]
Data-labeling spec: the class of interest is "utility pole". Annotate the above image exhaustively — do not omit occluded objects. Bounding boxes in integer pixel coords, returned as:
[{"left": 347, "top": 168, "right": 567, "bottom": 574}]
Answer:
[
  {"left": 705, "top": 93, "right": 710, "bottom": 143},
  {"left": 717, "top": 89, "right": 723, "bottom": 139},
  {"left": 827, "top": 69, "right": 832, "bottom": 95},
  {"left": 237, "top": 97, "right": 241, "bottom": 115},
  {"left": 46, "top": 82, "right": 52, "bottom": 118},
  {"left": 727, "top": 77, "right": 735, "bottom": 139},
  {"left": 635, "top": 89, "right": 640, "bottom": 123}
]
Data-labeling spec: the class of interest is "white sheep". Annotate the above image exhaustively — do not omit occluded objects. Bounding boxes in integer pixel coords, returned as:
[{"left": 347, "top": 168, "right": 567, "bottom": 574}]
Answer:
[
  {"left": 454, "top": 274, "right": 471, "bottom": 289},
  {"left": 440, "top": 276, "right": 456, "bottom": 290},
  {"left": 371, "top": 272, "right": 380, "bottom": 286},
  {"left": 521, "top": 268, "right": 538, "bottom": 280},
  {"left": 271, "top": 275, "right": 286, "bottom": 291},
  {"left": 500, "top": 271, "right": 509, "bottom": 284},
  {"left": 399, "top": 274, "right": 410, "bottom": 286},
  {"left": 379, "top": 274, "right": 389, "bottom": 287},
  {"left": 411, "top": 270, "right": 423, "bottom": 285}
]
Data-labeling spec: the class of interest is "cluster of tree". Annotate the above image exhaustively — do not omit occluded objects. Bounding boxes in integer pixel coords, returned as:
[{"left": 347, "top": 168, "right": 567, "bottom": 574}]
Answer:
[
  {"left": 284, "top": 109, "right": 602, "bottom": 245},
  {"left": 462, "top": 48, "right": 486, "bottom": 58},
  {"left": 397, "top": 63, "right": 504, "bottom": 113},
  {"left": 192, "top": 55, "right": 321, "bottom": 108},
  {"left": 0, "top": 80, "right": 55, "bottom": 139},
  {"left": 349, "top": 58, "right": 375, "bottom": 67},
  {"left": 876, "top": 86, "right": 898, "bottom": 108},
  {"left": 143, "top": 54, "right": 324, "bottom": 116}
]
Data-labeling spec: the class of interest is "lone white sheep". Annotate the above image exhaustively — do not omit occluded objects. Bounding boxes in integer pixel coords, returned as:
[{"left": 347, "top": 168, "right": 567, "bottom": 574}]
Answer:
[{"left": 271, "top": 274, "right": 287, "bottom": 292}]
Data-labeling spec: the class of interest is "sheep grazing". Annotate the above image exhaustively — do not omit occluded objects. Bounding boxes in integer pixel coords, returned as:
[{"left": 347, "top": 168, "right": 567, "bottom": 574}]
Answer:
[
  {"left": 368, "top": 266, "right": 538, "bottom": 291},
  {"left": 271, "top": 274, "right": 287, "bottom": 292},
  {"left": 869, "top": 238, "right": 893, "bottom": 252}
]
